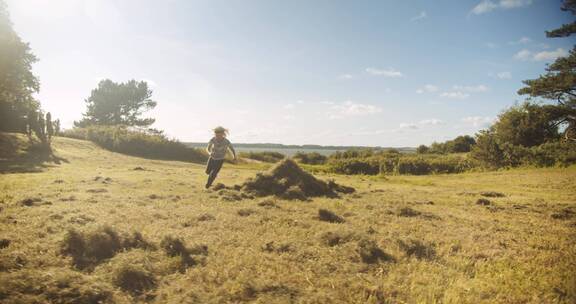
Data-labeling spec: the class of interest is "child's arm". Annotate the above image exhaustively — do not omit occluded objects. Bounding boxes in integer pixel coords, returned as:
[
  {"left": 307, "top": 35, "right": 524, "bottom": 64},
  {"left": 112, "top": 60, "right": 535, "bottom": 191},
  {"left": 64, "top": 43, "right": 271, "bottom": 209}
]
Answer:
[
  {"left": 228, "top": 143, "right": 237, "bottom": 160},
  {"left": 206, "top": 140, "right": 213, "bottom": 155}
]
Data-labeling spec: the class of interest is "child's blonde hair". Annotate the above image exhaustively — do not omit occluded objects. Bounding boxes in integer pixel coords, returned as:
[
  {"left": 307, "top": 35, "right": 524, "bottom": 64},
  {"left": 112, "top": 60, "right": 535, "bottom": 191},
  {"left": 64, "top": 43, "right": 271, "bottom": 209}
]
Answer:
[{"left": 213, "top": 126, "right": 229, "bottom": 135}]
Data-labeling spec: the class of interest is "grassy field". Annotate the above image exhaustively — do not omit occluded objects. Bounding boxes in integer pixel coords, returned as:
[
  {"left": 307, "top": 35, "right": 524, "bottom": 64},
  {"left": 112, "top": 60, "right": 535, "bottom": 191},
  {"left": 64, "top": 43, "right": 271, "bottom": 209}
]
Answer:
[{"left": 1, "top": 134, "right": 575, "bottom": 303}]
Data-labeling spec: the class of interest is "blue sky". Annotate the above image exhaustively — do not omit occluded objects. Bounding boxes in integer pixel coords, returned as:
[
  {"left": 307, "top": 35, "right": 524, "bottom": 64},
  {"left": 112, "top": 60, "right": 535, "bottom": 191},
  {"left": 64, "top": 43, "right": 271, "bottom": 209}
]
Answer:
[{"left": 6, "top": 0, "right": 575, "bottom": 146}]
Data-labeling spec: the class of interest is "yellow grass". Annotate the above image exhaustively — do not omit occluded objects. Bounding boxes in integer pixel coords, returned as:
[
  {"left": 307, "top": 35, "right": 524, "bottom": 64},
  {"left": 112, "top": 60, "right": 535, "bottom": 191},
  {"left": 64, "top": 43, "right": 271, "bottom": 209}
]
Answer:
[{"left": 0, "top": 134, "right": 575, "bottom": 303}]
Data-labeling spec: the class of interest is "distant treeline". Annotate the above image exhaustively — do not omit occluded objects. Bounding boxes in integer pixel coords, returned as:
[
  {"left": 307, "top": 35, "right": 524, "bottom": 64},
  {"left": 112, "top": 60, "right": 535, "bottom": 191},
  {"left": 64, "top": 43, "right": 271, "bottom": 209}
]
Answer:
[{"left": 186, "top": 142, "right": 415, "bottom": 153}]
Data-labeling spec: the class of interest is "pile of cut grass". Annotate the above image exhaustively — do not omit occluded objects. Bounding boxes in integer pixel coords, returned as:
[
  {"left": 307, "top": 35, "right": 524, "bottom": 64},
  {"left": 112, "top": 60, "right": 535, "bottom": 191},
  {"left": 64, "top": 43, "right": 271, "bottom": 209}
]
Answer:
[{"left": 238, "top": 159, "right": 355, "bottom": 200}]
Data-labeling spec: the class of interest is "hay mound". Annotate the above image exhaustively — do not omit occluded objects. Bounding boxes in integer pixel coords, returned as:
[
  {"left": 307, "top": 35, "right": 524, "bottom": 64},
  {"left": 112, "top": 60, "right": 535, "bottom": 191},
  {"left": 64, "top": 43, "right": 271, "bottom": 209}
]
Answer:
[{"left": 239, "top": 159, "right": 354, "bottom": 200}]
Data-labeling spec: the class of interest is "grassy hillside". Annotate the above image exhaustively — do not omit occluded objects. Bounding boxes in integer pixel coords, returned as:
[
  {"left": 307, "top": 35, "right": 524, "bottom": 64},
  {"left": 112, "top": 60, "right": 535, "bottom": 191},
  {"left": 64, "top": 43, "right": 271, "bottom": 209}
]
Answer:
[{"left": 0, "top": 134, "right": 575, "bottom": 303}]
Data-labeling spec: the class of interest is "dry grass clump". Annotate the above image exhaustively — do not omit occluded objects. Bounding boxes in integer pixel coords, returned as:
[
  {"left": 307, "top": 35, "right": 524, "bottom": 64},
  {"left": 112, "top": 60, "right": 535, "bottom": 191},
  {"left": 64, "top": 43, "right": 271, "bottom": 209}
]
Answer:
[
  {"left": 0, "top": 238, "right": 10, "bottom": 249},
  {"left": 0, "top": 268, "right": 117, "bottom": 303},
  {"left": 397, "top": 239, "right": 436, "bottom": 260},
  {"left": 112, "top": 264, "right": 156, "bottom": 296},
  {"left": 480, "top": 191, "right": 505, "bottom": 197},
  {"left": 320, "top": 231, "right": 354, "bottom": 246},
  {"left": 239, "top": 159, "right": 355, "bottom": 200},
  {"left": 197, "top": 213, "right": 216, "bottom": 221},
  {"left": 357, "top": 239, "right": 395, "bottom": 264},
  {"left": 551, "top": 208, "right": 575, "bottom": 220},
  {"left": 60, "top": 226, "right": 153, "bottom": 270},
  {"left": 237, "top": 208, "right": 256, "bottom": 217},
  {"left": 19, "top": 197, "right": 42, "bottom": 206},
  {"left": 160, "top": 236, "right": 208, "bottom": 273},
  {"left": 397, "top": 207, "right": 421, "bottom": 217},
  {"left": 257, "top": 199, "right": 279, "bottom": 208},
  {"left": 262, "top": 241, "right": 293, "bottom": 253},
  {"left": 318, "top": 208, "right": 345, "bottom": 223},
  {"left": 476, "top": 198, "right": 492, "bottom": 206}
]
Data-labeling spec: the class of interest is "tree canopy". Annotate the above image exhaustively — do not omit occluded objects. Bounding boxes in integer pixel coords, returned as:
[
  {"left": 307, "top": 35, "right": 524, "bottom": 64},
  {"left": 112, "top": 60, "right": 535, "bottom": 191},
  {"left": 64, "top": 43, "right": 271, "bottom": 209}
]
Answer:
[
  {"left": 0, "top": 0, "right": 40, "bottom": 132},
  {"left": 75, "top": 79, "right": 157, "bottom": 128},
  {"left": 518, "top": 0, "right": 576, "bottom": 118}
]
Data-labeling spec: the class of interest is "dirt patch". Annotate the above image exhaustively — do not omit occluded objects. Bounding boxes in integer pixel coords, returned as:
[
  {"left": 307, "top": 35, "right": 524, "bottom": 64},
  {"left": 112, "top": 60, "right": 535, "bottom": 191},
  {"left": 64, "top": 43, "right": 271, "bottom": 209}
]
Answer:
[
  {"left": 237, "top": 159, "right": 355, "bottom": 200},
  {"left": 480, "top": 191, "right": 505, "bottom": 198},
  {"left": 318, "top": 209, "right": 345, "bottom": 223},
  {"left": 212, "top": 183, "right": 227, "bottom": 191}
]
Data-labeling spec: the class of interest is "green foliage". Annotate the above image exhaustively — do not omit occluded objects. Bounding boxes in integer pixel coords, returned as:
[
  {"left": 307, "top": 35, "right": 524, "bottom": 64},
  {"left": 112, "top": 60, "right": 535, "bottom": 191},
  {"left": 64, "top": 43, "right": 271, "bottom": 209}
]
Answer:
[
  {"left": 0, "top": 1, "right": 40, "bottom": 132},
  {"left": 492, "top": 102, "right": 560, "bottom": 147},
  {"left": 326, "top": 152, "right": 473, "bottom": 175},
  {"left": 75, "top": 79, "right": 157, "bottom": 128},
  {"left": 293, "top": 151, "right": 327, "bottom": 165},
  {"left": 61, "top": 125, "right": 207, "bottom": 163},
  {"left": 470, "top": 130, "right": 505, "bottom": 168},
  {"left": 327, "top": 157, "right": 381, "bottom": 175},
  {"left": 45, "top": 112, "right": 53, "bottom": 139},
  {"left": 416, "top": 145, "right": 429, "bottom": 154},
  {"left": 239, "top": 151, "right": 285, "bottom": 163},
  {"left": 519, "top": 1, "right": 576, "bottom": 141},
  {"left": 425, "top": 135, "right": 476, "bottom": 154}
]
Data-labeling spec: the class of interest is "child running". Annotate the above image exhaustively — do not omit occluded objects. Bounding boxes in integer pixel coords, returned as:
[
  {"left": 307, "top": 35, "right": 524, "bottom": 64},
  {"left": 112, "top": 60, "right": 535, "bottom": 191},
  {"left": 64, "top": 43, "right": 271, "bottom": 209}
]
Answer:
[{"left": 205, "top": 126, "right": 237, "bottom": 189}]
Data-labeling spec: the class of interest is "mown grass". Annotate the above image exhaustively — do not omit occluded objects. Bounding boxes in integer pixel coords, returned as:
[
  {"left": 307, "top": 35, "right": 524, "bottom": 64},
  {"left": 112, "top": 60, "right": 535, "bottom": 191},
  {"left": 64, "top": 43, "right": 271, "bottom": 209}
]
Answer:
[{"left": 0, "top": 133, "right": 575, "bottom": 303}]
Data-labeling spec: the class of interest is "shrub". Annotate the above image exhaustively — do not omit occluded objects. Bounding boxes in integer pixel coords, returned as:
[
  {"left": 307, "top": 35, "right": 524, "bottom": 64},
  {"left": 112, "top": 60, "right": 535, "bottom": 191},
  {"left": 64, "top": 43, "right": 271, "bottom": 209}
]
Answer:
[
  {"left": 293, "top": 152, "right": 327, "bottom": 165},
  {"left": 61, "top": 125, "right": 207, "bottom": 163},
  {"left": 238, "top": 151, "right": 285, "bottom": 163},
  {"left": 327, "top": 158, "right": 380, "bottom": 175}
]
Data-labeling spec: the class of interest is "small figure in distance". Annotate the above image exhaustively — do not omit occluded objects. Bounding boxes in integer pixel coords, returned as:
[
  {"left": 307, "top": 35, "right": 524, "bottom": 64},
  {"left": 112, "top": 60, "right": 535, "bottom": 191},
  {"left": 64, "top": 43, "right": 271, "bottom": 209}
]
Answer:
[{"left": 205, "top": 126, "right": 237, "bottom": 189}]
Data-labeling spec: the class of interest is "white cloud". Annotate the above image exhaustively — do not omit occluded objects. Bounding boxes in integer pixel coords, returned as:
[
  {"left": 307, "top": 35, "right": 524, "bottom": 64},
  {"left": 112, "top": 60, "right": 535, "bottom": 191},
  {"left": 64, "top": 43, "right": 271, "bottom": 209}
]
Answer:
[
  {"left": 514, "top": 49, "right": 532, "bottom": 60},
  {"left": 453, "top": 84, "right": 489, "bottom": 93},
  {"left": 462, "top": 116, "right": 494, "bottom": 127},
  {"left": 399, "top": 123, "right": 419, "bottom": 130},
  {"left": 471, "top": 0, "right": 532, "bottom": 15},
  {"left": 440, "top": 91, "right": 470, "bottom": 99},
  {"left": 365, "top": 67, "right": 404, "bottom": 78},
  {"left": 397, "top": 119, "right": 444, "bottom": 131},
  {"left": 419, "top": 119, "right": 444, "bottom": 125},
  {"left": 296, "top": 100, "right": 304, "bottom": 104},
  {"left": 533, "top": 48, "right": 569, "bottom": 61},
  {"left": 485, "top": 42, "right": 499, "bottom": 49},
  {"left": 328, "top": 101, "right": 382, "bottom": 119},
  {"left": 416, "top": 84, "right": 439, "bottom": 94},
  {"left": 410, "top": 11, "right": 427, "bottom": 22},
  {"left": 495, "top": 71, "right": 511, "bottom": 79},
  {"left": 514, "top": 48, "right": 568, "bottom": 61},
  {"left": 283, "top": 104, "right": 294, "bottom": 109},
  {"left": 339, "top": 74, "right": 354, "bottom": 79},
  {"left": 509, "top": 36, "right": 531, "bottom": 45}
]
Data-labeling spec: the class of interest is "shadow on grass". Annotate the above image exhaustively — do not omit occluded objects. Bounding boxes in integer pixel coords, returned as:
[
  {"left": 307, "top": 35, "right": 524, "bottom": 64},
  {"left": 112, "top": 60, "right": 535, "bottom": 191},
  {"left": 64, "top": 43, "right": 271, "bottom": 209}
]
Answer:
[{"left": 0, "top": 133, "right": 68, "bottom": 174}]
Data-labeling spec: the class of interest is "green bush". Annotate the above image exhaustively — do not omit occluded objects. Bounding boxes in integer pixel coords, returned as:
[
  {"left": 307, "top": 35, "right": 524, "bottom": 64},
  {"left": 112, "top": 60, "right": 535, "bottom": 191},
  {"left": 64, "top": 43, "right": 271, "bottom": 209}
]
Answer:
[
  {"left": 61, "top": 125, "right": 207, "bottom": 163},
  {"left": 293, "top": 151, "right": 327, "bottom": 165},
  {"left": 239, "top": 151, "right": 285, "bottom": 163},
  {"left": 326, "top": 158, "right": 381, "bottom": 175}
]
